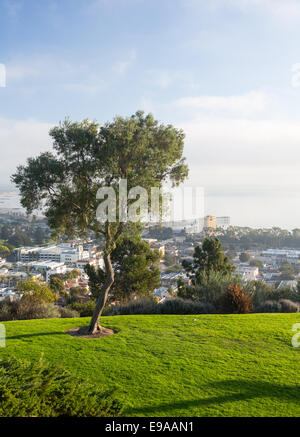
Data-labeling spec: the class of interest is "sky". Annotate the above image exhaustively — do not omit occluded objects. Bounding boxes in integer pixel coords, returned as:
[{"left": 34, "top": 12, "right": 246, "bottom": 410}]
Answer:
[{"left": 1, "top": 0, "right": 300, "bottom": 228}]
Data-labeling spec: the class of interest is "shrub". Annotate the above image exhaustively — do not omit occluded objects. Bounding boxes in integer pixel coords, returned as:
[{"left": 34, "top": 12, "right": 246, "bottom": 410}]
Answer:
[
  {"left": 256, "top": 299, "right": 299, "bottom": 313},
  {"left": 106, "top": 297, "right": 216, "bottom": 315},
  {"left": 68, "top": 300, "right": 96, "bottom": 317},
  {"left": 0, "top": 301, "right": 19, "bottom": 321},
  {"left": 106, "top": 298, "right": 157, "bottom": 316},
  {"left": 0, "top": 299, "right": 60, "bottom": 321},
  {"left": 179, "top": 271, "right": 233, "bottom": 307},
  {"left": 269, "top": 286, "right": 300, "bottom": 303},
  {"left": 158, "top": 298, "right": 216, "bottom": 315},
  {"left": 220, "top": 284, "right": 253, "bottom": 314},
  {"left": 59, "top": 307, "right": 80, "bottom": 318},
  {"left": 0, "top": 356, "right": 123, "bottom": 417},
  {"left": 16, "top": 280, "right": 56, "bottom": 303},
  {"left": 246, "top": 280, "right": 273, "bottom": 308},
  {"left": 279, "top": 299, "right": 299, "bottom": 313},
  {"left": 17, "top": 301, "right": 60, "bottom": 320},
  {"left": 256, "top": 300, "right": 282, "bottom": 313}
]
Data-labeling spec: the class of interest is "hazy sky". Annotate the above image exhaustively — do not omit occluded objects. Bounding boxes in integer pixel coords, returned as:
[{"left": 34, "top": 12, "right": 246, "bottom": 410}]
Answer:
[{"left": 1, "top": 0, "right": 300, "bottom": 228}]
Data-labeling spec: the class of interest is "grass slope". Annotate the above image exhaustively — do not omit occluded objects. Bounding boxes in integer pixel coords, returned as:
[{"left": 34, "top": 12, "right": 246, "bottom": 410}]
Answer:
[{"left": 1, "top": 314, "right": 300, "bottom": 417}]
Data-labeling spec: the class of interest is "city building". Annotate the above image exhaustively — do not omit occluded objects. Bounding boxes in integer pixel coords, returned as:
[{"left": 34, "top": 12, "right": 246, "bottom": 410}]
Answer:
[
  {"left": 204, "top": 215, "right": 217, "bottom": 230},
  {"left": 235, "top": 265, "right": 259, "bottom": 281},
  {"left": 15, "top": 244, "right": 89, "bottom": 264},
  {"left": 0, "top": 288, "right": 20, "bottom": 302},
  {"left": 26, "top": 261, "right": 67, "bottom": 281},
  {"left": 216, "top": 216, "right": 230, "bottom": 228},
  {"left": 261, "top": 249, "right": 300, "bottom": 265},
  {"left": 153, "top": 287, "right": 171, "bottom": 301}
]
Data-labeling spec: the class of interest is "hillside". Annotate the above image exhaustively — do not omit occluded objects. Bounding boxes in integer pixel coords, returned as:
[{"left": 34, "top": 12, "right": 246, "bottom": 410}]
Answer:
[{"left": 1, "top": 314, "right": 300, "bottom": 417}]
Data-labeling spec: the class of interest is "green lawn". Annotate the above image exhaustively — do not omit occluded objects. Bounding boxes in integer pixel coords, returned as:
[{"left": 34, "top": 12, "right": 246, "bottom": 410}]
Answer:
[{"left": 1, "top": 314, "right": 300, "bottom": 417}]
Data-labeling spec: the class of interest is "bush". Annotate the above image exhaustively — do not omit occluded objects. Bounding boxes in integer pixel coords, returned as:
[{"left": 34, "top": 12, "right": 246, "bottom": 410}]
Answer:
[
  {"left": 106, "top": 298, "right": 157, "bottom": 316},
  {"left": 247, "top": 280, "right": 273, "bottom": 308},
  {"left": 158, "top": 298, "right": 216, "bottom": 315},
  {"left": 0, "top": 299, "right": 60, "bottom": 321},
  {"left": 220, "top": 284, "right": 253, "bottom": 314},
  {"left": 106, "top": 297, "right": 216, "bottom": 315},
  {"left": 0, "top": 301, "right": 19, "bottom": 321},
  {"left": 279, "top": 299, "right": 299, "bottom": 313},
  {"left": 256, "top": 300, "right": 282, "bottom": 313},
  {"left": 17, "top": 301, "right": 60, "bottom": 320},
  {"left": 257, "top": 299, "right": 299, "bottom": 313},
  {"left": 16, "top": 280, "right": 56, "bottom": 303},
  {"left": 68, "top": 300, "right": 96, "bottom": 317},
  {"left": 269, "top": 286, "right": 300, "bottom": 303},
  {"left": 59, "top": 307, "right": 80, "bottom": 318},
  {"left": 179, "top": 271, "right": 233, "bottom": 307},
  {"left": 0, "top": 356, "right": 123, "bottom": 417}
]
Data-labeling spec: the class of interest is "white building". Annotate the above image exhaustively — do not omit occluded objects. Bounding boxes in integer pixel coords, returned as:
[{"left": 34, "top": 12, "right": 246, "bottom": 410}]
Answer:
[
  {"left": 278, "top": 280, "right": 298, "bottom": 290},
  {"left": 15, "top": 244, "right": 89, "bottom": 264},
  {"left": 0, "top": 268, "right": 9, "bottom": 276},
  {"left": 27, "top": 261, "right": 67, "bottom": 281},
  {"left": 153, "top": 287, "right": 171, "bottom": 301},
  {"left": 216, "top": 216, "right": 230, "bottom": 228},
  {"left": 76, "top": 257, "right": 104, "bottom": 270},
  {"left": 235, "top": 265, "right": 259, "bottom": 281},
  {"left": 261, "top": 249, "right": 300, "bottom": 265},
  {"left": 0, "top": 288, "right": 20, "bottom": 302}
]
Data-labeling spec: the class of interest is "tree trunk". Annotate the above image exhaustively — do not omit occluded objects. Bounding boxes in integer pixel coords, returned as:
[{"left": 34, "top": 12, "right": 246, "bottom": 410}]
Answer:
[{"left": 88, "top": 253, "right": 114, "bottom": 334}]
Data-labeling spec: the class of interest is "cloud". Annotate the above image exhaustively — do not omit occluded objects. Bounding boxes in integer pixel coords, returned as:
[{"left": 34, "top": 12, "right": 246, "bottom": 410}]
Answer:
[
  {"left": 5, "top": 55, "right": 108, "bottom": 95},
  {"left": 0, "top": 117, "right": 52, "bottom": 185},
  {"left": 230, "top": 0, "right": 300, "bottom": 20},
  {"left": 146, "top": 69, "right": 199, "bottom": 90},
  {"left": 185, "top": 0, "right": 300, "bottom": 22},
  {"left": 172, "top": 91, "right": 270, "bottom": 118},
  {"left": 113, "top": 49, "right": 137, "bottom": 76},
  {"left": 147, "top": 89, "right": 300, "bottom": 215},
  {"left": 181, "top": 117, "right": 300, "bottom": 169}
]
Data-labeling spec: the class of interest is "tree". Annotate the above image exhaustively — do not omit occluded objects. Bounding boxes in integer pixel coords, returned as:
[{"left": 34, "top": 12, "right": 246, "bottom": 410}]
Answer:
[
  {"left": 0, "top": 226, "right": 10, "bottom": 240},
  {"left": 226, "top": 249, "right": 237, "bottom": 260},
  {"left": 239, "top": 252, "right": 250, "bottom": 263},
  {"left": 8, "top": 232, "right": 31, "bottom": 248},
  {"left": 220, "top": 284, "right": 253, "bottom": 314},
  {"left": 67, "top": 269, "right": 81, "bottom": 280},
  {"left": 164, "top": 253, "right": 177, "bottom": 267},
  {"left": 68, "top": 286, "right": 89, "bottom": 303},
  {"left": 16, "top": 280, "right": 56, "bottom": 303},
  {"left": 182, "top": 237, "right": 235, "bottom": 285},
  {"left": 0, "top": 245, "right": 10, "bottom": 257},
  {"left": 12, "top": 112, "right": 188, "bottom": 334},
  {"left": 85, "top": 230, "right": 161, "bottom": 303},
  {"left": 34, "top": 227, "right": 45, "bottom": 245},
  {"left": 147, "top": 226, "right": 173, "bottom": 240},
  {"left": 49, "top": 276, "right": 66, "bottom": 295},
  {"left": 249, "top": 259, "right": 263, "bottom": 269}
]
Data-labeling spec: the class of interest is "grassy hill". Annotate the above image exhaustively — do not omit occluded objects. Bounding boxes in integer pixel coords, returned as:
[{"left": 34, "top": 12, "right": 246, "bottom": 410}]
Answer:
[{"left": 1, "top": 313, "right": 300, "bottom": 417}]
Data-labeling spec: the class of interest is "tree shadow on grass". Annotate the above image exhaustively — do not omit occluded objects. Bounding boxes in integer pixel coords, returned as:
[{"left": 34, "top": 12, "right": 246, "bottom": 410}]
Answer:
[
  {"left": 7, "top": 332, "right": 65, "bottom": 340},
  {"left": 127, "top": 380, "right": 300, "bottom": 416}
]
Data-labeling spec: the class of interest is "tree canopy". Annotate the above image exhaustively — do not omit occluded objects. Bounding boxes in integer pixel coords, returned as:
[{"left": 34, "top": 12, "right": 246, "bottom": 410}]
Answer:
[
  {"left": 12, "top": 111, "right": 188, "bottom": 333},
  {"left": 16, "top": 280, "right": 56, "bottom": 304},
  {"left": 86, "top": 231, "right": 161, "bottom": 303},
  {"left": 182, "top": 238, "right": 236, "bottom": 285}
]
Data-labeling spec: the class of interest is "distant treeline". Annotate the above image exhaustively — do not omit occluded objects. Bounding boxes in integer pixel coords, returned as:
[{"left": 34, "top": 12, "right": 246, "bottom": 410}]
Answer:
[{"left": 216, "top": 226, "right": 300, "bottom": 250}]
